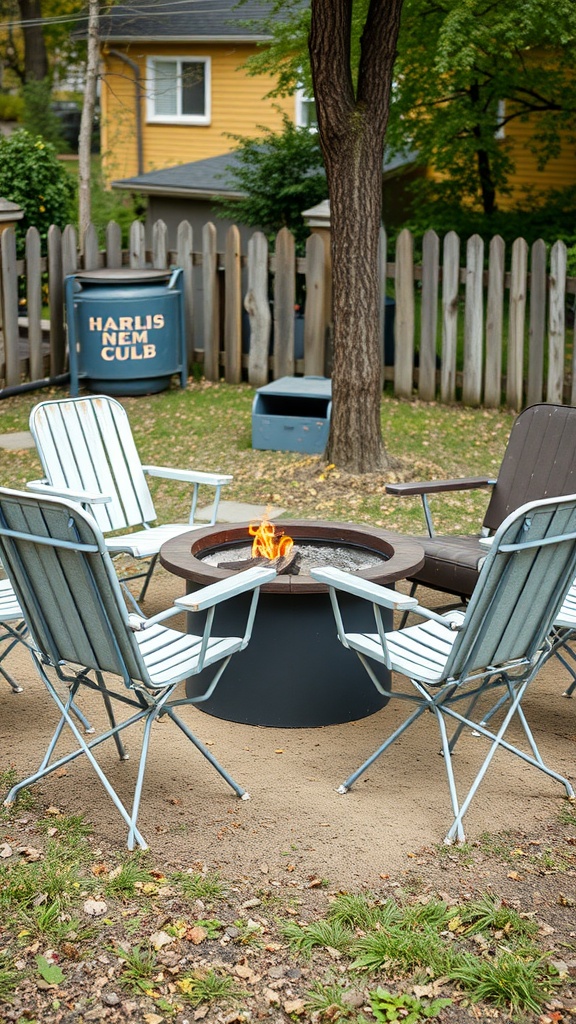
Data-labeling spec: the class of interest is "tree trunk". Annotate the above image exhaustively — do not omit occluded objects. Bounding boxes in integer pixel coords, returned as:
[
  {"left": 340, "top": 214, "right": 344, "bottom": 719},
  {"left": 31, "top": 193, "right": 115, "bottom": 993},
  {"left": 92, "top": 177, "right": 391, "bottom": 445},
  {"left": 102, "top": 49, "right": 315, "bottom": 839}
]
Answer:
[
  {"left": 309, "top": 0, "right": 403, "bottom": 473},
  {"left": 78, "top": 0, "right": 100, "bottom": 251},
  {"left": 470, "top": 82, "right": 497, "bottom": 216},
  {"left": 18, "top": 0, "right": 48, "bottom": 82}
]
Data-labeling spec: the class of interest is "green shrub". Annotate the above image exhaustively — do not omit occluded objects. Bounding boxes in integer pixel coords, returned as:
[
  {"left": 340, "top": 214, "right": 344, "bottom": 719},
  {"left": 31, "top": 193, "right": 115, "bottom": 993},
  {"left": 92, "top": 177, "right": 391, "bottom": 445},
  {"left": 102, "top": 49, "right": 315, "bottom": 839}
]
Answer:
[
  {"left": 395, "top": 180, "right": 576, "bottom": 259},
  {"left": 0, "top": 129, "right": 76, "bottom": 256},
  {"left": 0, "top": 93, "right": 24, "bottom": 121}
]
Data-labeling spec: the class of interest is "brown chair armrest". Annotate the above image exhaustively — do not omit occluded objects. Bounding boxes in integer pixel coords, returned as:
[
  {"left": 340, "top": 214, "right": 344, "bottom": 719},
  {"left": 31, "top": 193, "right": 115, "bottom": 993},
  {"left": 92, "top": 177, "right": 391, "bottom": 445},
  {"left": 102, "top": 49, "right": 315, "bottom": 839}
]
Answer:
[{"left": 386, "top": 477, "right": 494, "bottom": 497}]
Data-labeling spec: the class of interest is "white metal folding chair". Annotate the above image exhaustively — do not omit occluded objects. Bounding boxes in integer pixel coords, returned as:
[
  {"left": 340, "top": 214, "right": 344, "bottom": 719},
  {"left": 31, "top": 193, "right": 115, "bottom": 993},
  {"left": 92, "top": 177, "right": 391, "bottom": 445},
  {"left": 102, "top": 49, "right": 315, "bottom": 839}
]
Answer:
[
  {"left": 311, "top": 494, "right": 576, "bottom": 843},
  {"left": 0, "top": 487, "right": 275, "bottom": 850},
  {"left": 28, "top": 394, "right": 232, "bottom": 606},
  {"left": 0, "top": 575, "right": 27, "bottom": 693}
]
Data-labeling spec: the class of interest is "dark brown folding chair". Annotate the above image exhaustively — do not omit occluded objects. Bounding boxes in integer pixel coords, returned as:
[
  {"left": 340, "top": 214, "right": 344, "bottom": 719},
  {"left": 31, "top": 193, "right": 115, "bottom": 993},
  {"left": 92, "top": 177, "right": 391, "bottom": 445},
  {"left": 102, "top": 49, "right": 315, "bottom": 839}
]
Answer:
[{"left": 386, "top": 403, "right": 576, "bottom": 603}]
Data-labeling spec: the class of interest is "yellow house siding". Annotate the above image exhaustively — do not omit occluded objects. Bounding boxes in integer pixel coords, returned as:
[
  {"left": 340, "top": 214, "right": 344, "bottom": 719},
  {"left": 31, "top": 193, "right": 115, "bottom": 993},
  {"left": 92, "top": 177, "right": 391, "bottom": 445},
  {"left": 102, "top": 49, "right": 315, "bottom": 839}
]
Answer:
[
  {"left": 101, "top": 42, "right": 295, "bottom": 183},
  {"left": 498, "top": 114, "right": 576, "bottom": 207}
]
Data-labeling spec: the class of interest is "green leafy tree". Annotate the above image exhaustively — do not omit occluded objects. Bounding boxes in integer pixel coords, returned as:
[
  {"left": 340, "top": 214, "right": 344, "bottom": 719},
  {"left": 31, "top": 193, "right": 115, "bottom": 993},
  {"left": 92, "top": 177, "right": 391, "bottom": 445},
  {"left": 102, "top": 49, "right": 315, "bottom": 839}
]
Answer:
[
  {"left": 387, "top": 0, "right": 576, "bottom": 217},
  {"left": 0, "top": 129, "right": 76, "bottom": 255},
  {"left": 216, "top": 114, "right": 326, "bottom": 250},
  {"left": 245, "top": 0, "right": 576, "bottom": 218}
]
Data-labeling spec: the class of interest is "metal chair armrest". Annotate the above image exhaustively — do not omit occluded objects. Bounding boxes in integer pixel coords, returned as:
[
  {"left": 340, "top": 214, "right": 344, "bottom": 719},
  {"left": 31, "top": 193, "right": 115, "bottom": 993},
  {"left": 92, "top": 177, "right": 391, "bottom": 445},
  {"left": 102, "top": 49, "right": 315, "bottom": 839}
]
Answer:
[
  {"left": 385, "top": 476, "right": 494, "bottom": 496},
  {"left": 385, "top": 477, "right": 495, "bottom": 537},
  {"left": 310, "top": 566, "right": 418, "bottom": 611},
  {"left": 142, "top": 465, "right": 233, "bottom": 486},
  {"left": 175, "top": 565, "right": 277, "bottom": 612},
  {"left": 26, "top": 479, "right": 112, "bottom": 505}
]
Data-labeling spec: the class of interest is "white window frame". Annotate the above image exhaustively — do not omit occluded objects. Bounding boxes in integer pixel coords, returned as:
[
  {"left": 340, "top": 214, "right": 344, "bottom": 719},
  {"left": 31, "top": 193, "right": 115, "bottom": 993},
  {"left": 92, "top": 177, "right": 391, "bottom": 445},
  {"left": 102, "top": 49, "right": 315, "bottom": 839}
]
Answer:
[
  {"left": 146, "top": 56, "right": 211, "bottom": 125},
  {"left": 295, "top": 86, "right": 317, "bottom": 131},
  {"left": 495, "top": 99, "right": 506, "bottom": 139}
]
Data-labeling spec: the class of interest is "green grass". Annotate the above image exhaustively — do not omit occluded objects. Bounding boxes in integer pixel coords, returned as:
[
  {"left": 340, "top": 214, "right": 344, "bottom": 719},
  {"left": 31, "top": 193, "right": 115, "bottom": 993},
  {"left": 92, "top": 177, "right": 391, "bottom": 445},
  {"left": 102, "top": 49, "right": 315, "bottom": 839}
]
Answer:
[{"left": 0, "top": 384, "right": 514, "bottom": 541}]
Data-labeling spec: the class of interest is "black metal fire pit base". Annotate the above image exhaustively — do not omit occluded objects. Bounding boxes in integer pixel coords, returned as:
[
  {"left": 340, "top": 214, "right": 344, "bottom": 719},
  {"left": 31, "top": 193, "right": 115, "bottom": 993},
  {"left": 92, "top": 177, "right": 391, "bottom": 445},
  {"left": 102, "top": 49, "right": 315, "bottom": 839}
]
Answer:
[
  {"left": 185, "top": 588, "right": 389, "bottom": 728},
  {"left": 160, "top": 521, "right": 425, "bottom": 729}
]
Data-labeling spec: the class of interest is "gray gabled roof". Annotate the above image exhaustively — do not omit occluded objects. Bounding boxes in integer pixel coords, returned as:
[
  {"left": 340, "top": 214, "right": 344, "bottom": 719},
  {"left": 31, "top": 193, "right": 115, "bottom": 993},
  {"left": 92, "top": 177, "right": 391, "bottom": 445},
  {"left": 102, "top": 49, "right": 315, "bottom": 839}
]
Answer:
[
  {"left": 111, "top": 148, "right": 417, "bottom": 200},
  {"left": 99, "top": 1, "right": 295, "bottom": 43},
  {"left": 111, "top": 152, "right": 246, "bottom": 199}
]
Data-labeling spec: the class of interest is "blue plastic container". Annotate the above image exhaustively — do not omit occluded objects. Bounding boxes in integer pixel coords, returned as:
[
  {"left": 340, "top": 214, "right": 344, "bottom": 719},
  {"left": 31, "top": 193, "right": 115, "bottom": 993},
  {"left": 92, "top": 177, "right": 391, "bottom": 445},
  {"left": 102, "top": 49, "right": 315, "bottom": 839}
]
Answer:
[
  {"left": 252, "top": 375, "right": 332, "bottom": 454},
  {"left": 65, "top": 268, "right": 187, "bottom": 397}
]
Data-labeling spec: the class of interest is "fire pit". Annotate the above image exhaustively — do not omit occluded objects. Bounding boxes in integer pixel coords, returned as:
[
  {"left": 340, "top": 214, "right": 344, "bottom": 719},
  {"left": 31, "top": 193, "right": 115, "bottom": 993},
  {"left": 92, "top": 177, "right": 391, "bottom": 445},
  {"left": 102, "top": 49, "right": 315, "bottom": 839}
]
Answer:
[{"left": 160, "top": 521, "right": 424, "bottom": 728}]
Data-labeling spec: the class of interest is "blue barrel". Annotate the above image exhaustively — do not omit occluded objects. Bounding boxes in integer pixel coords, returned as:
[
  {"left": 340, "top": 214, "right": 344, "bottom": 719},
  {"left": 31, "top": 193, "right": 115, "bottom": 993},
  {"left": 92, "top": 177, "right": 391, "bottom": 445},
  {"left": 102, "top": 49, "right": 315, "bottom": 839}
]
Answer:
[{"left": 65, "top": 268, "right": 187, "bottom": 397}]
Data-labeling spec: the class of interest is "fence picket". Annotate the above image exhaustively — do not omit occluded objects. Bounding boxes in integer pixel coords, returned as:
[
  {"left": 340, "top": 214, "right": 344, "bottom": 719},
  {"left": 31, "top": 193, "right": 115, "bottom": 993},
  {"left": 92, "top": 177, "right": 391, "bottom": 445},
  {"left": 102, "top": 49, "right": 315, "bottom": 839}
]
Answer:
[
  {"left": 463, "top": 234, "right": 484, "bottom": 405},
  {"left": 245, "top": 231, "right": 271, "bottom": 388},
  {"left": 274, "top": 227, "right": 295, "bottom": 380},
  {"left": 527, "top": 239, "right": 547, "bottom": 407},
  {"left": 304, "top": 233, "right": 325, "bottom": 376},
  {"left": 3, "top": 215, "right": 576, "bottom": 414},
  {"left": 394, "top": 228, "right": 414, "bottom": 399},
  {"left": 224, "top": 224, "right": 242, "bottom": 384},
  {"left": 130, "top": 220, "right": 146, "bottom": 268},
  {"left": 484, "top": 235, "right": 505, "bottom": 408},
  {"left": 47, "top": 225, "right": 65, "bottom": 376},
  {"left": 506, "top": 237, "right": 528, "bottom": 410},
  {"left": 547, "top": 240, "right": 567, "bottom": 404},
  {"left": 441, "top": 231, "right": 460, "bottom": 403},
  {"left": 25, "top": 227, "right": 43, "bottom": 382},
  {"left": 419, "top": 229, "right": 439, "bottom": 401},
  {"left": 83, "top": 223, "right": 100, "bottom": 271},
  {"left": 106, "top": 221, "right": 122, "bottom": 269},
  {"left": 177, "top": 219, "right": 194, "bottom": 371},
  {"left": 152, "top": 220, "right": 168, "bottom": 269},
  {"left": 0, "top": 227, "right": 20, "bottom": 386},
  {"left": 202, "top": 222, "right": 219, "bottom": 381}
]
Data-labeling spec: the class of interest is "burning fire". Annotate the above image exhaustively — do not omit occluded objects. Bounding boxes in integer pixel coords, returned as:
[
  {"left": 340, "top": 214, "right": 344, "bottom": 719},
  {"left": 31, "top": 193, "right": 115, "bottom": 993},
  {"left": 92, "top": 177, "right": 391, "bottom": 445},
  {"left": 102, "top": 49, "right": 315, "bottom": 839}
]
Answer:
[{"left": 249, "top": 518, "right": 294, "bottom": 561}]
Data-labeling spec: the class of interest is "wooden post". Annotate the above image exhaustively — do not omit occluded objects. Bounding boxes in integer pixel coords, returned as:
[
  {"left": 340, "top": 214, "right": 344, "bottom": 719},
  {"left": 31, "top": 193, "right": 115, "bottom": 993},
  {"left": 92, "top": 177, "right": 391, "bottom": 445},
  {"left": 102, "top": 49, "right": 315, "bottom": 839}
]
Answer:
[
  {"left": 419, "top": 229, "right": 439, "bottom": 401},
  {"left": 441, "top": 231, "right": 460, "bottom": 403},
  {"left": 25, "top": 227, "right": 43, "bottom": 382},
  {"left": 527, "top": 238, "right": 547, "bottom": 407},
  {"left": 245, "top": 231, "right": 271, "bottom": 388},
  {"left": 394, "top": 228, "right": 414, "bottom": 399},
  {"left": 0, "top": 227, "right": 20, "bottom": 386},
  {"left": 462, "top": 234, "right": 484, "bottom": 406},
  {"left": 177, "top": 220, "right": 194, "bottom": 372},
  {"left": 304, "top": 233, "right": 325, "bottom": 376},
  {"left": 484, "top": 235, "right": 505, "bottom": 408},
  {"left": 506, "top": 237, "right": 528, "bottom": 411},
  {"left": 202, "top": 222, "right": 219, "bottom": 381},
  {"left": 274, "top": 227, "right": 295, "bottom": 380},
  {"left": 224, "top": 224, "right": 242, "bottom": 384},
  {"left": 47, "top": 224, "right": 66, "bottom": 376},
  {"left": 547, "top": 240, "right": 566, "bottom": 404}
]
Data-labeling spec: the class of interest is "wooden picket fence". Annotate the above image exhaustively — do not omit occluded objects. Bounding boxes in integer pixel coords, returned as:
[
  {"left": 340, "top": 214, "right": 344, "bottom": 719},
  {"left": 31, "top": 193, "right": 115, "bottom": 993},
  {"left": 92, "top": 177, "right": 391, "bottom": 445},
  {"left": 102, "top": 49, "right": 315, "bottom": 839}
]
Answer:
[{"left": 1, "top": 217, "right": 575, "bottom": 409}]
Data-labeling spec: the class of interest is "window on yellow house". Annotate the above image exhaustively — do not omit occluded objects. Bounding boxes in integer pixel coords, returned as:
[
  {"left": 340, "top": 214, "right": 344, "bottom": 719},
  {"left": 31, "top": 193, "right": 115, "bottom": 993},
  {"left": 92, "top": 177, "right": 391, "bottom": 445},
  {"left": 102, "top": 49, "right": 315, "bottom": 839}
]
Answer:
[
  {"left": 296, "top": 87, "right": 317, "bottom": 131},
  {"left": 146, "top": 57, "right": 211, "bottom": 124}
]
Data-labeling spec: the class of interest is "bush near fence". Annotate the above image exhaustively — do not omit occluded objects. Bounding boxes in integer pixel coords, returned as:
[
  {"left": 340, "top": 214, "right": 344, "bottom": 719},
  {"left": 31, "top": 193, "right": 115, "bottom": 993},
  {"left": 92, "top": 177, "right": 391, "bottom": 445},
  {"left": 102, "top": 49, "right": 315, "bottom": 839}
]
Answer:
[{"left": 1, "top": 218, "right": 575, "bottom": 410}]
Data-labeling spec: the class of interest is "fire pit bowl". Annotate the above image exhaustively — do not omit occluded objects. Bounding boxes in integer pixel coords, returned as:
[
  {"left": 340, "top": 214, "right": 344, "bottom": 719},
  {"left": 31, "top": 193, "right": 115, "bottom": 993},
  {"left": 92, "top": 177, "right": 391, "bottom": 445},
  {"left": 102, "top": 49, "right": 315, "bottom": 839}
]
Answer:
[{"left": 160, "top": 521, "right": 424, "bottom": 728}]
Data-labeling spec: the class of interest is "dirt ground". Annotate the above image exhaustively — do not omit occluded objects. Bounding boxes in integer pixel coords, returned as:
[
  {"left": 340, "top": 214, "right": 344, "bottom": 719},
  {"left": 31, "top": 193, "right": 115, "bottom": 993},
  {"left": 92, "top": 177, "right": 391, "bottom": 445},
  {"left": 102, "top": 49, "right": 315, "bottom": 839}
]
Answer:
[{"left": 2, "top": 566, "right": 575, "bottom": 890}]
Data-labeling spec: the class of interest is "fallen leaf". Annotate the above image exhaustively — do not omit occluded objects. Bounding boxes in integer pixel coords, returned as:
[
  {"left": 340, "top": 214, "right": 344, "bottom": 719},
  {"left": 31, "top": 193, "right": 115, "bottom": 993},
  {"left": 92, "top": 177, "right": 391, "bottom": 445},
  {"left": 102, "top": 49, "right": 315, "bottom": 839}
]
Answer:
[
  {"left": 83, "top": 898, "right": 108, "bottom": 917},
  {"left": 507, "top": 871, "right": 522, "bottom": 881},
  {"left": 150, "top": 930, "right": 173, "bottom": 950},
  {"left": 284, "top": 998, "right": 306, "bottom": 1015},
  {"left": 0, "top": 843, "right": 13, "bottom": 858},
  {"left": 187, "top": 925, "right": 207, "bottom": 944},
  {"left": 143, "top": 1014, "right": 165, "bottom": 1024}
]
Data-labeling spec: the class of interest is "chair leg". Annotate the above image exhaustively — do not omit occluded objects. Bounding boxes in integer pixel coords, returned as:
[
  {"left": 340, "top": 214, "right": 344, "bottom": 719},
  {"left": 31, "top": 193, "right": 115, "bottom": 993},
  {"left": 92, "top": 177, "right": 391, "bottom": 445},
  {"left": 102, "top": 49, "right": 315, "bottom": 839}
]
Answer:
[
  {"left": 164, "top": 705, "right": 249, "bottom": 799},
  {"left": 138, "top": 554, "right": 158, "bottom": 603},
  {"left": 0, "top": 663, "right": 23, "bottom": 693}
]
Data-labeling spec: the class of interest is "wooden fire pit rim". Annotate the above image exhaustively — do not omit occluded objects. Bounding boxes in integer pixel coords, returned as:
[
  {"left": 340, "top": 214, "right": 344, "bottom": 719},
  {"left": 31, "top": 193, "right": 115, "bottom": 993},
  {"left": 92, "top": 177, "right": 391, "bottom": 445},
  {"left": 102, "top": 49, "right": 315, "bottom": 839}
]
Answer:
[{"left": 160, "top": 519, "right": 425, "bottom": 595}]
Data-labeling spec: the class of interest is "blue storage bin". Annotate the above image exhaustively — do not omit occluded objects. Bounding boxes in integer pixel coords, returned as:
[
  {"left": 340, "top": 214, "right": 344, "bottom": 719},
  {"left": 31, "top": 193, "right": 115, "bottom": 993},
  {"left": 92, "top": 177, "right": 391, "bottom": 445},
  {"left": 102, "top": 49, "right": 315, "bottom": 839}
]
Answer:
[
  {"left": 252, "top": 376, "right": 332, "bottom": 454},
  {"left": 65, "top": 268, "right": 187, "bottom": 397}
]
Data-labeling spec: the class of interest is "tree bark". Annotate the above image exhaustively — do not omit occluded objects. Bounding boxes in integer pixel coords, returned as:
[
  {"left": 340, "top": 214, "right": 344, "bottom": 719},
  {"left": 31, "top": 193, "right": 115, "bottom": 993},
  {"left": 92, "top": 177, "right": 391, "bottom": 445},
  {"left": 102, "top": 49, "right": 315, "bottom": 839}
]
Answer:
[
  {"left": 78, "top": 0, "right": 100, "bottom": 251},
  {"left": 309, "top": 0, "right": 404, "bottom": 473},
  {"left": 18, "top": 0, "right": 48, "bottom": 82}
]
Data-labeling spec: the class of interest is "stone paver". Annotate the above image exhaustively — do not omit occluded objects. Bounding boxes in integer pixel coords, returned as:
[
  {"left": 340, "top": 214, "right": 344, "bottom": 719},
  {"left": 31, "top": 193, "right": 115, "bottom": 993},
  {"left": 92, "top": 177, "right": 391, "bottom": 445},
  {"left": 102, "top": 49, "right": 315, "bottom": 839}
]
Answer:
[{"left": 0, "top": 432, "right": 35, "bottom": 451}]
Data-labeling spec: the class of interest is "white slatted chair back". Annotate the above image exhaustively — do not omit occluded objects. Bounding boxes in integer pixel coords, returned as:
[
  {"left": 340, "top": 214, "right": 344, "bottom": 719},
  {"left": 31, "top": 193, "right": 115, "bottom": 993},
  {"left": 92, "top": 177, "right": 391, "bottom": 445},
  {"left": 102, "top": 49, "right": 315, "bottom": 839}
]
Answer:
[
  {"left": 30, "top": 395, "right": 157, "bottom": 534},
  {"left": 445, "top": 495, "right": 576, "bottom": 681},
  {"left": 0, "top": 489, "right": 148, "bottom": 685}
]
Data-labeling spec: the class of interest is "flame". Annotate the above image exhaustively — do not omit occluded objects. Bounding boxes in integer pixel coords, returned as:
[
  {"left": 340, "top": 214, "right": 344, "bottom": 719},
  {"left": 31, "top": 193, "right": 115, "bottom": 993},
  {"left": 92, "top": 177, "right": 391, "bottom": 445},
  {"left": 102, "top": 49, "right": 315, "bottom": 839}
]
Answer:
[{"left": 248, "top": 518, "right": 294, "bottom": 560}]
